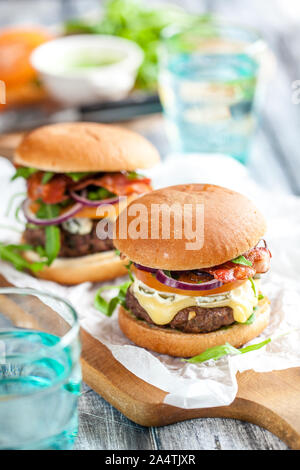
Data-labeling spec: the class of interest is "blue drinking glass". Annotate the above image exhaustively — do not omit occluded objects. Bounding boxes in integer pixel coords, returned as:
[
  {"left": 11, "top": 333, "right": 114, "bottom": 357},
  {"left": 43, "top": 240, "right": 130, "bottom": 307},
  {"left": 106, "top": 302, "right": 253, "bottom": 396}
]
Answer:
[
  {"left": 159, "top": 20, "right": 267, "bottom": 164},
  {"left": 0, "top": 287, "right": 81, "bottom": 450}
]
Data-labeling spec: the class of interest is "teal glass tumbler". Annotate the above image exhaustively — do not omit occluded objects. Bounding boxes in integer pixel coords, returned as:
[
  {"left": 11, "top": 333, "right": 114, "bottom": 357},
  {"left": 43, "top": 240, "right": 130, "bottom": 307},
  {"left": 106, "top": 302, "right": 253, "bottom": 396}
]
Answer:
[
  {"left": 0, "top": 287, "right": 81, "bottom": 450},
  {"left": 159, "top": 20, "right": 267, "bottom": 164}
]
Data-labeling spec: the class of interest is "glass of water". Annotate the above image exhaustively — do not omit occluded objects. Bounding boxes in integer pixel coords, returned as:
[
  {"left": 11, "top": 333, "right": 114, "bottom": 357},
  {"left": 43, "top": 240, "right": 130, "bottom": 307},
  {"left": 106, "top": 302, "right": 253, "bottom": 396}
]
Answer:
[
  {"left": 159, "top": 20, "right": 268, "bottom": 164},
  {"left": 0, "top": 287, "right": 81, "bottom": 450}
]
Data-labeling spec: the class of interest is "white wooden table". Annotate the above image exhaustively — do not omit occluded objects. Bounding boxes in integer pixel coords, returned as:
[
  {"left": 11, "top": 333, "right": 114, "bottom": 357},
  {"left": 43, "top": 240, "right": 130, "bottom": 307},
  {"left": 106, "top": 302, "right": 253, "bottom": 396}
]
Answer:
[{"left": 0, "top": 0, "right": 298, "bottom": 450}]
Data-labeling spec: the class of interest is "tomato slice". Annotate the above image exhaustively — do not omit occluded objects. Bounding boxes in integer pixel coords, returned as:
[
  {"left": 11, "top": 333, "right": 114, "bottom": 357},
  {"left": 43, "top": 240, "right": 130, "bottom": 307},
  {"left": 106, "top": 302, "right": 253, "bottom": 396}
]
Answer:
[{"left": 132, "top": 265, "right": 246, "bottom": 296}]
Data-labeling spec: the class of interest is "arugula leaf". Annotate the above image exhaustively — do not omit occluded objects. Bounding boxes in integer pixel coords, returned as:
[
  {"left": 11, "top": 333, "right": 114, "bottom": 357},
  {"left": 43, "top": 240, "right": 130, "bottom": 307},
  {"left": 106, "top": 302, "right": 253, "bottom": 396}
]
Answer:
[
  {"left": 87, "top": 187, "right": 115, "bottom": 200},
  {"left": 5, "top": 192, "right": 26, "bottom": 217},
  {"left": 42, "top": 172, "right": 55, "bottom": 184},
  {"left": 125, "top": 260, "right": 134, "bottom": 281},
  {"left": 248, "top": 277, "right": 257, "bottom": 297},
  {"left": 11, "top": 167, "right": 38, "bottom": 181},
  {"left": 34, "top": 203, "right": 61, "bottom": 265},
  {"left": 36, "top": 202, "right": 60, "bottom": 220},
  {"left": 185, "top": 343, "right": 241, "bottom": 363},
  {"left": 45, "top": 226, "right": 60, "bottom": 265},
  {"left": 239, "top": 311, "right": 256, "bottom": 325},
  {"left": 163, "top": 270, "right": 172, "bottom": 277},
  {"left": 239, "top": 338, "right": 271, "bottom": 354},
  {"left": 94, "top": 281, "right": 132, "bottom": 316},
  {"left": 185, "top": 338, "right": 272, "bottom": 364},
  {"left": 127, "top": 171, "right": 146, "bottom": 180},
  {"left": 231, "top": 255, "right": 252, "bottom": 267},
  {"left": 0, "top": 243, "right": 46, "bottom": 273},
  {"left": 67, "top": 172, "right": 92, "bottom": 182}
]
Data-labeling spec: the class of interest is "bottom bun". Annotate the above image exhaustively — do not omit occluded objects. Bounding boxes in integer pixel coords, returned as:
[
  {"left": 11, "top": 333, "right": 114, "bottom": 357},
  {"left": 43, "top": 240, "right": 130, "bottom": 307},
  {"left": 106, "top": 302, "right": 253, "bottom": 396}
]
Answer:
[
  {"left": 118, "top": 297, "right": 270, "bottom": 357},
  {"left": 24, "top": 250, "right": 127, "bottom": 285}
]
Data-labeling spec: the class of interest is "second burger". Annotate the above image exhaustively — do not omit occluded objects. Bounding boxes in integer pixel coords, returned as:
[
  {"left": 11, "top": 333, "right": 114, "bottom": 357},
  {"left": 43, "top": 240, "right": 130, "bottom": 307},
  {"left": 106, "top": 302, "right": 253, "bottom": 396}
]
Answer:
[{"left": 11, "top": 122, "right": 160, "bottom": 284}]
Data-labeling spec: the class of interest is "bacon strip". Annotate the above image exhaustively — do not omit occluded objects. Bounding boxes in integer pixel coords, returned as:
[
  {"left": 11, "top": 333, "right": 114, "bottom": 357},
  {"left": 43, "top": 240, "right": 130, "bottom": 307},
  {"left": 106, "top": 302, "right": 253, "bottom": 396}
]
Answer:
[
  {"left": 27, "top": 172, "right": 70, "bottom": 204},
  {"left": 203, "top": 247, "right": 271, "bottom": 283},
  {"left": 72, "top": 173, "right": 152, "bottom": 196},
  {"left": 27, "top": 171, "right": 152, "bottom": 204}
]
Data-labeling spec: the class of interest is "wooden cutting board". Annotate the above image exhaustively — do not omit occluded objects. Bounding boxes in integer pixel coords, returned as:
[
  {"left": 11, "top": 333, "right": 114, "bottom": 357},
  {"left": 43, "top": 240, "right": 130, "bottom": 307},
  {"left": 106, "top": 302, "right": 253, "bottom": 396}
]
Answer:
[
  {"left": 1, "top": 132, "right": 300, "bottom": 449},
  {"left": 81, "top": 329, "right": 300, "bottom": 449}
]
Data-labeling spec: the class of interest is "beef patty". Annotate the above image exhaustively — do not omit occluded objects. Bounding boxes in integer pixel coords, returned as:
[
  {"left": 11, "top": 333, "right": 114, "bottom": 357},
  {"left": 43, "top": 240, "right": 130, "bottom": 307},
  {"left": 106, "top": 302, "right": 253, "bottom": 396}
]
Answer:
[
  {"left": 23, "top": 219, "right": 114, "bottom": 258},
  {"left": 125, "top": 287, "right": 235, "bottom": 333}
]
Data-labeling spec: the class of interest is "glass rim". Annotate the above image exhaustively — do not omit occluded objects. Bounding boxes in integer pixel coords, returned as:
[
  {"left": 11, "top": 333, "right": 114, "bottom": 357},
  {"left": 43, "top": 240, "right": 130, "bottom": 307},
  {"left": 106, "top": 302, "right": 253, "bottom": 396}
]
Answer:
[
  {"left": 0, "top": 287, "right": 80, "bottom": 355},
  {"left": 161, "top": 17, "right": 264, "bottom": 47}
]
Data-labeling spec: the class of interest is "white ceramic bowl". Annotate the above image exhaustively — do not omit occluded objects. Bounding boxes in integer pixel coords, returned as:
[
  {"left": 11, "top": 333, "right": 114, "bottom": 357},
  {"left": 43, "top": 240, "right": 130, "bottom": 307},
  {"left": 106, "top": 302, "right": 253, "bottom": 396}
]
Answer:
[{"left": 31, "top": 35, "right": 144, "bottom": 105}]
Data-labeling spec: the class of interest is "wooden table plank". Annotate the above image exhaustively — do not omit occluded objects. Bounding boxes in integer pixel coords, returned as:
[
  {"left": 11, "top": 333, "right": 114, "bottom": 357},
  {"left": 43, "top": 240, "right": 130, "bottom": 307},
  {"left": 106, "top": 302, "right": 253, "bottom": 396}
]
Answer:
[{"left": 74, "top": 385, "right": 157, "bottom": 451}]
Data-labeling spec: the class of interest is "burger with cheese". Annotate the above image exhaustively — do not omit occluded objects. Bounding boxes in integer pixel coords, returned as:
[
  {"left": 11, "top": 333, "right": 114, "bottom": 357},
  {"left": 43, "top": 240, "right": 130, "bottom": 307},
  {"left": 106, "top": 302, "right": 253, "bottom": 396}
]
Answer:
[
  {"left": 113, "top": 184, "right": 271, "bottom": 357},
  {"left": 6, "top": 122, "right": 159, "bottom": 284}
]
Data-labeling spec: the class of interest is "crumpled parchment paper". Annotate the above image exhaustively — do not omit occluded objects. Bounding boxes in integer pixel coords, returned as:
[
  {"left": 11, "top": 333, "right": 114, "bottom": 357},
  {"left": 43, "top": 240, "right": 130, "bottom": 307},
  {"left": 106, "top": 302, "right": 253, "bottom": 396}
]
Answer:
[{"left": 0, "top": 154, "right": 299, "bottom": 409}]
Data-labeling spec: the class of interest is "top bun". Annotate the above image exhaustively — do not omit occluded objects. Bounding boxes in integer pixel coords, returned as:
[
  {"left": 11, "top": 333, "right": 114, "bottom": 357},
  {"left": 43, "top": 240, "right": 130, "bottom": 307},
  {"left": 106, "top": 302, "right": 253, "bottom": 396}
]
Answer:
[
  {"left": 114, "top": 184, "right": 266, "bottom": 270},
  {"left": 14, "top": 122, "right": 160, "bottom": 172}
]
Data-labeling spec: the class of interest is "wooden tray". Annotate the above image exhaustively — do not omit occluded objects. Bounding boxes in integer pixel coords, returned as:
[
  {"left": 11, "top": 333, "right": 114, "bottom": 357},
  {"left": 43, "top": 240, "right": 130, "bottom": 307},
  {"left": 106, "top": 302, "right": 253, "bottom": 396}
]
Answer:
[
  {"left": 81, "top": 329, "right": 300, "bottom": 449},
  {"left": 1, "top": 133, "right": 299, "bottom": 449}
]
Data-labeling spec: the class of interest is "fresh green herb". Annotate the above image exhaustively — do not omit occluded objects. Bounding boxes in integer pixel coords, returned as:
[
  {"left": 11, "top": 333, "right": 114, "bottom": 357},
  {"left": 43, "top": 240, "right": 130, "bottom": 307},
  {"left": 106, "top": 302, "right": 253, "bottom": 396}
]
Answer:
[
  {"left": 115, "top": 249, "right": 121, "bottom": 257},
  {"left": 163, "top": 270, "right": 172, "bottom": 278},
  {"left": 35, "top": 202, "right": 61, "bottom": 265},
  {"left": 87, "top": 187, "right": 115, "bottom": 200},
  {"left": 42, "top": 205, "right": 61, "bottom": 265},
  {"left": 64, "top": 0, "right": 211, "bottom": 91},
  {"left": 239, "top": 338, "right": 271, "bottom": 354},
  {"left": 45, "top": 225, "right": 60, "bottom": 265},
  {"left": 11, "top": 167, "right": 38, "bottom": 181},
  {"left": 94, "top": 281, "right": 132, "bottom": 316},
  {"left": 185, "top": 343, "right": 241, "bottom": 363},
  {"left": 15, "top": 202, "right": 24, "bottom": 225},
  {"left": 35, "top": 245, "right": 47, "bottom": 258},
  {"left": 185, "top": 338, "right": 272, "bottom": 364},
  {"left": 126, "top": 260, "right": 134, "bottom": 281},
  {"left": 67, "top": 172, "right": 92, "bottom": 182},
  {"left": 36, "top": 202, "right": 60, "bottom": 219},
  {"left": 0, "top": 243, "right": 46, "bottom": 273},
  {"left": 126, "top": 171, "right": 145, "bottom": 180},
  {"left": 5, "top": 192, "right": 26, "bottom": 217},
  {"left": 231, "top": 255, "right": 252, "bottom": 267},
  {"left": 258, "top": 293, "right": 264, "bottom": 301},
  {"left": 248, "top": 277, "right": 257, "bottom": 297},
  {"left": 42, "top": 172, "right": 55, "bottom": 184},
  {"left": 239, "top": 311, "right": 256, "bottom": 325}
]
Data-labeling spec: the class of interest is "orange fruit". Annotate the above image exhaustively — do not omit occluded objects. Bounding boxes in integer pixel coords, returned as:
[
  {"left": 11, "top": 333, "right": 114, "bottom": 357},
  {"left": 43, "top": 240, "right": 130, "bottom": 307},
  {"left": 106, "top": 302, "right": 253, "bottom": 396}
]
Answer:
[{"left": 0, "top": 27, "right": 52, "bottom": 87}]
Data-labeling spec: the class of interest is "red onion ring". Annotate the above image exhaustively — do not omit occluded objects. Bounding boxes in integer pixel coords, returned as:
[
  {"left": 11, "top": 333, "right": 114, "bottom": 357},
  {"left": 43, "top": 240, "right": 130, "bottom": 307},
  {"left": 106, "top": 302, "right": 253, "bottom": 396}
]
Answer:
[
  {"left": 22, "top": 199, "right": 84, "bottom": 226},
  {"left": 156, "top": 270, "right": 223, "bottom": 291},
  {"left": 133, "top": 263, "right": 157, "bottom": 273},
  {"left": 70, "top": 190, "right": 119, "bottom": 207},
  {"left": 255, "top": 238, "right": 268, "bottom": 249}
]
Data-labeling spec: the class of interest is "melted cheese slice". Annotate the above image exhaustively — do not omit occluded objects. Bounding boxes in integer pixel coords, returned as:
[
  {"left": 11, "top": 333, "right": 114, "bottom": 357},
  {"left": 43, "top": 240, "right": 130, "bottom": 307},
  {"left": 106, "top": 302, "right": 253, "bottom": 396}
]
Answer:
[{"left": 132, "top": 278, "right": 259, "bottom": 325}]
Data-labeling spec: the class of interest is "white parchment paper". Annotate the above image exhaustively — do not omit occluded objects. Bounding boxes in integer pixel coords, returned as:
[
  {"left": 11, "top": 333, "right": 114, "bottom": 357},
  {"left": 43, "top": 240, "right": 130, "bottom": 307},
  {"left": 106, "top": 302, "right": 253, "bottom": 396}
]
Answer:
[{"left": 0, "top": 154, "right": 300, "bottom": 409}]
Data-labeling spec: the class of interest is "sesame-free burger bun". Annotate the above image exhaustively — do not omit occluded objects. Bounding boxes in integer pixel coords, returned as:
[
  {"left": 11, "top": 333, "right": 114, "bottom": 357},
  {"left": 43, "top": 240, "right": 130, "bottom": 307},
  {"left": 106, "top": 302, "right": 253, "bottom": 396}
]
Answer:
[
  {"left": 114, "top": 184, "right": 266, "bottom": 270},
  {"left": 118, "top": 297, "right": 270, "bottom": 357},
  {"left": 14, "top": 122, "right": 160, "bottom": 172},
  {"left": 23, "top": 250, "right": 127, "bottom": 285}
]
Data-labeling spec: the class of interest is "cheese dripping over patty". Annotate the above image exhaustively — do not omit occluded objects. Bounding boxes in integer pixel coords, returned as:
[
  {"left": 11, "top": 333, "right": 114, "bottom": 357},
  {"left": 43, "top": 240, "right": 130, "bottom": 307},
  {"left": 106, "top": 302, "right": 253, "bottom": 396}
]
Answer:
[{"left": 132, "top": 277, "right": 260, "bottom": 325}]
